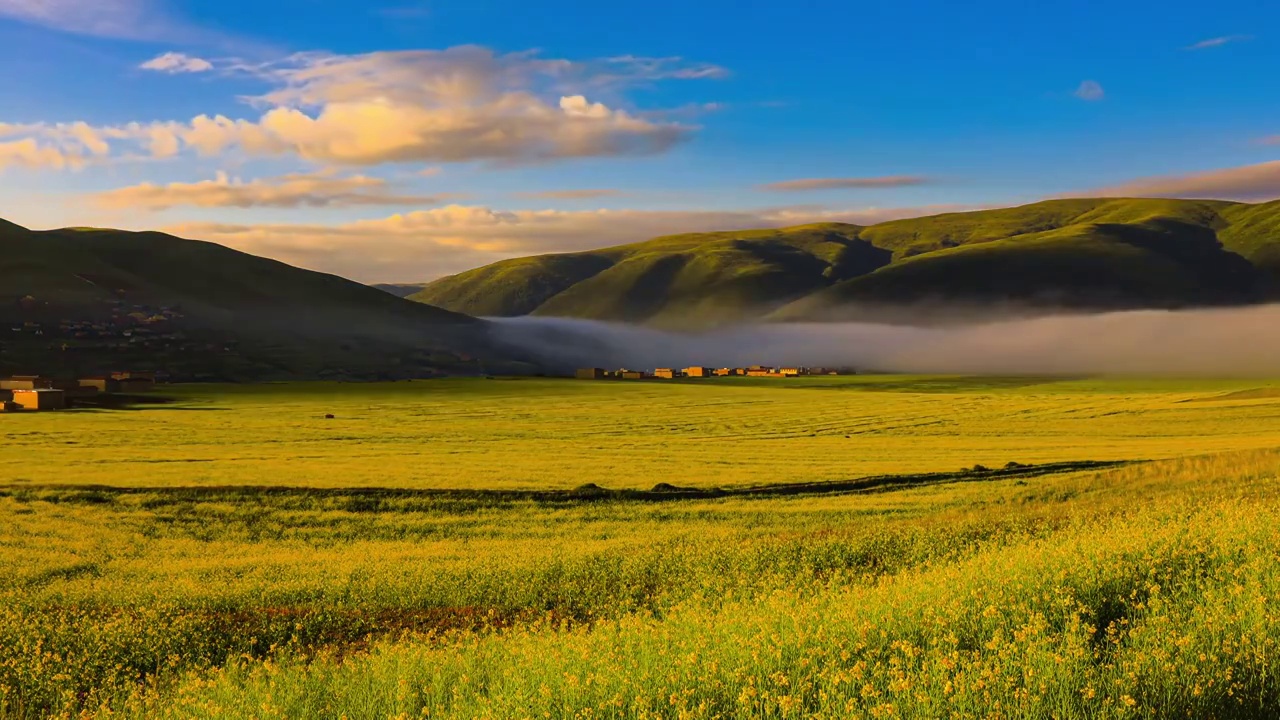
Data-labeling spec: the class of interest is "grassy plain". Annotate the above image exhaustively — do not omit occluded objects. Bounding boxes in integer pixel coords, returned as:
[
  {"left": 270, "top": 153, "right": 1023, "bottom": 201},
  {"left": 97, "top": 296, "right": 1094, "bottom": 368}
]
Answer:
[
  {"left": 4, "top": 376, "right": 1280, "bottom": 489},
  {"left": 4, "top": 376, "right": 1280, "bottom": 718}
]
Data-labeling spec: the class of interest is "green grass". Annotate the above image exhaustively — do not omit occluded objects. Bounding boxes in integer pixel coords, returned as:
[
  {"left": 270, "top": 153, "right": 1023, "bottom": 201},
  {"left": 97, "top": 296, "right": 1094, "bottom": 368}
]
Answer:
[
  {"left": 409, "top": 198, "right": 1280, "bottom": 326},
  {"left": 410, "top": 224, "right": 880, "bottom": 327},
  {"left": 6, "top": 376, "right": 1280, "bottom": 489},
  {"left": 773, "top": 218, "right": 1265, "bottom": 317},
  {"left": 5, "top": 376, "right": 1280, "bottom": 718}
]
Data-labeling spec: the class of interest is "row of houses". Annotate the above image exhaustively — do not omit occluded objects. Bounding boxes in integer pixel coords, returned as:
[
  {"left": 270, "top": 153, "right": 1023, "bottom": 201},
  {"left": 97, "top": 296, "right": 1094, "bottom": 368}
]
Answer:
[
  {"left": 575, "top": 365, "right": 851, "bottom": 380},
  {"left": 0, "top": 371, "right": 158, "bottom": 412}
]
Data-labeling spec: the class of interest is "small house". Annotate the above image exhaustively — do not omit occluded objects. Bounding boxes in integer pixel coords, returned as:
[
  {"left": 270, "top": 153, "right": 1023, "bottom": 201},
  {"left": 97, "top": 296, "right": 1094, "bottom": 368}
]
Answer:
[
  {"left": 79, "top": 377, "right": 121, "bottom": 393},
  {"left": 111, "top": 372, "right": 156, "bottom": 392},
  {"left": 575, "top": 368, "right": 606, "bottom": 380},
  {"left": 620, "top": 370, "right": 647, "bottom": 380},
  {"left": 683, "top": 367, "right": 713, "bottom": 378},
  {"left": 779, "top": 367, "right": 803, "bottom": 377},
  {"left": 654, "top": 368, "right": 679, "bottom": 379},
  {"left": 111, "top": 371, "right": 156, "bottom": 380},
  {"left": 0, "top": 375, "right": 54, "bottom": 391},
  {"left": 12, "top": 389, "right": 66, "bottom": 411}
]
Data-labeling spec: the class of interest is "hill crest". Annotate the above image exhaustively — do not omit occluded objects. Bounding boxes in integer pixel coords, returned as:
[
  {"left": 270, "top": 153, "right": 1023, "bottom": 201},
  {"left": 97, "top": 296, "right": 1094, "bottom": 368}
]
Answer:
[
  {"left": 0, "top": 221, "right": 522, "bottom": 379},
  {"left": 408, "top": 198, "right": 1280, "bottom": 326}
]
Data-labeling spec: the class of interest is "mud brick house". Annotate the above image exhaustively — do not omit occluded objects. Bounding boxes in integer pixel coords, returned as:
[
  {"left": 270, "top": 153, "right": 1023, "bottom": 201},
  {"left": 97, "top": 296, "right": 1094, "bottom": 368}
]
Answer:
[{"left": 12, "top": 389, "right": 66, "bottom": 411}]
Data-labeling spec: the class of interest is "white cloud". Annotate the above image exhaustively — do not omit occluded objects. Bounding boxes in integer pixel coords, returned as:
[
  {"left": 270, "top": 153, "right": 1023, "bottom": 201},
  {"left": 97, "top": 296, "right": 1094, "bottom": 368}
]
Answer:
[
  {"left": 0, "top": 46, "right": 722, "bottom": 169},
  {"left": 0, "top": 121, "right": 114, "bottom": 169},
  {"left": 92, "top": 170, "right": 447, "bottom": 211},
  {"left": 161, "top": 203, "right": 969, "bottom": 282},
  {"left": 1088, "top": 160, "right": 1280, "bottom": 202},
  {"left": 140, "top": 52, "right": 214, "bottom": 74},
  {"left": 0, "top": 0, "right": 194, "bottom": 42},
  {"left": 761, "top": 176, "right": 929, "bottom": 192},
  {"left": 1074, "top": 80, "right": 1105, "bottom": 102},
  {"left": 0, "top": 138, "right": 85, "bottom": 170},
  {"left": 1185, "top": 35, "right": 1252, "bottom": 50}
]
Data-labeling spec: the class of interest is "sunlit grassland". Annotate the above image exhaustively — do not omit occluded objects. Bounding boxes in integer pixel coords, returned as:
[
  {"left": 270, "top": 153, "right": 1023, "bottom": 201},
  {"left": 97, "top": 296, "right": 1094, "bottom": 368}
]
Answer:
[
  {"left": 4, "top": 376, "right": 1280, "bottom": 489},
  {"left": 4, "top": 376, "right": 1280, "bottom": 718}
]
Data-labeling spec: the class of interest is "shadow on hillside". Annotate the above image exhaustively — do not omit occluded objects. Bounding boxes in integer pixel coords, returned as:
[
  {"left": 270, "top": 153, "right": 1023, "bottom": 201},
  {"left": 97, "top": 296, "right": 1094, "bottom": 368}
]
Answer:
[{"left": 6, "top": 460, "right": 1134, "bottom": 508}]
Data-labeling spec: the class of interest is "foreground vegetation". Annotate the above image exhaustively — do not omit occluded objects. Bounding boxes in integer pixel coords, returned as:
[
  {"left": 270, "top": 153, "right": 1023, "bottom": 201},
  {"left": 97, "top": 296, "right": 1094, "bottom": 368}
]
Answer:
[{"left": 4, "top": 377, "right": 1280, "bottom": 718}]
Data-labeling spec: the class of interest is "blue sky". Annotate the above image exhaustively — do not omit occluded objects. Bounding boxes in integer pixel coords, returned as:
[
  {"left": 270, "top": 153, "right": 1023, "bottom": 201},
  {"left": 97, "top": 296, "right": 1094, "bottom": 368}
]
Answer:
[{"left": 0, "top": 0, "right": 1277, "bottom": 281}]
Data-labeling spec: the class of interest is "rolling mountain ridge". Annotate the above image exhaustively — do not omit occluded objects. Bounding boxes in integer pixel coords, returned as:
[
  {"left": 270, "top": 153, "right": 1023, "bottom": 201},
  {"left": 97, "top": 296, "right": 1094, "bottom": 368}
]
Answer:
[
  {"left": 409, "top": 198, "right": 1280, "bottom": 327},
  {"left": 0, "top": 220, "right": 525, "bottom": 380}
]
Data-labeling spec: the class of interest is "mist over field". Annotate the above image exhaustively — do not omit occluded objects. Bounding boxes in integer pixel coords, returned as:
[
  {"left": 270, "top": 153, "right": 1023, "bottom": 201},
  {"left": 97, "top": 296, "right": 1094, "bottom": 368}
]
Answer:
[{"left": 490, "top": 304, "right": 1280, "bottom": 376}]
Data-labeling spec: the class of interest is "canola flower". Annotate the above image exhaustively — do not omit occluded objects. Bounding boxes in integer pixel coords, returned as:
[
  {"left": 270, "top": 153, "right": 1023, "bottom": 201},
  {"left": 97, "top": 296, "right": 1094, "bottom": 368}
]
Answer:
[{"left": 2, "top": 379, "right": 1280, "bottom": 718}]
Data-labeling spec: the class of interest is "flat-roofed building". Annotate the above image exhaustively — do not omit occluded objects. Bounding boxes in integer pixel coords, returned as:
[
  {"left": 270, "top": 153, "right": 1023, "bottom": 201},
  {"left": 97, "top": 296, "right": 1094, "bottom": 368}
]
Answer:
[
  {"left": 683, "top": 367, "right": 713, "bottom": 377},
  {"left": 654, "top": 368, "right": 679, "bottom": 379},
  {"left": 79, "top": 377, "right": 121, "bottom": 393},
  {"left": 575, "top": 368, "right": 606, "bottom": 380},
  {"left": 111, "top": 372, "right": 156, "bottom": 392},
  {"left": 12, "top": 389, "right": 66, "bottom": 411},
  {"left": 0, "top": 376, "right": 54, "bottom": 391}
]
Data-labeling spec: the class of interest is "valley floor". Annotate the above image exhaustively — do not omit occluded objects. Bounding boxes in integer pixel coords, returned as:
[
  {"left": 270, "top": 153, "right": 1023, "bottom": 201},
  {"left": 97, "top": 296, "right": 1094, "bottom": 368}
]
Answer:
[
  {"left": 3, "top": 376, "right": 1280, "bottom": 718},
  {"left": 4, "top": 376, "right": 1280, "bottom": 489}
]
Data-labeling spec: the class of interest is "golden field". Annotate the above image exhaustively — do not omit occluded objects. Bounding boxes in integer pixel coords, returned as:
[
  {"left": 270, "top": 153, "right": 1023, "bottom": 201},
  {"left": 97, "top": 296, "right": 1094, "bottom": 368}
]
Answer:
[
  {"left": 4, "top": 376, "right": 1280, "bottom": 718},
  {"left": 4, "top": 376, "right": 1280, "bottom": 489}
]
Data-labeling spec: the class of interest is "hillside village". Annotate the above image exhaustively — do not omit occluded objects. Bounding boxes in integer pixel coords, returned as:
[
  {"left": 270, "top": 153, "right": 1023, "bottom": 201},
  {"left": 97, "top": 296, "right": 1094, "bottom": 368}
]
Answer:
[
  {"left": 575, "top": 366, "right": 854, "bottom": 380},
  {"left": 1, "top": 295, "right": 241, "bottom": 371}
]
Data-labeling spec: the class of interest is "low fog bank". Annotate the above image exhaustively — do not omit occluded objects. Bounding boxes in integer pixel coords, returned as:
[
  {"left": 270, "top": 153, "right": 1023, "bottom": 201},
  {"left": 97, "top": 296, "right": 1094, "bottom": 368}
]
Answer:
[{"left": 488, "top": 305, "right": 1280, "bottom": 376}]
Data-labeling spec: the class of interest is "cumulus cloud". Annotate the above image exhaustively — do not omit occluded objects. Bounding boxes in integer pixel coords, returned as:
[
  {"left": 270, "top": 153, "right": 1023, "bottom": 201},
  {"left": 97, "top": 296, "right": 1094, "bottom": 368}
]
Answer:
[
  {"left": 140, "top": 52, "right": 214, "bottom": 74},
  {"left": 0, "top": 138, "right": 86, "bottom": 170},
  {"left": 161, "top": 203, "right": 971, "bottom": 282},
  {"left": 1089, "top": 160, "right": 1280, "bottom": 202},
  {"left": 760, "top": 176, "right": 929, "bottom": 192},
  {"left": 514, "top": 189, "right": 623, "bottom": 200},
  {"left": 1074, "top": 80, "right": 1105, "bottom": 101},
  {"left": 92, "top": 170, "right": 446, "bottom": 211},
  {"left": 0, "top": 121, "right": 113, "bottom": 170},
  {"left": 0, "top": 46, "right": 723, "bottom": 171},
  {"left": 1185, "top": 35, "right": 1252, "bottom": 50}
]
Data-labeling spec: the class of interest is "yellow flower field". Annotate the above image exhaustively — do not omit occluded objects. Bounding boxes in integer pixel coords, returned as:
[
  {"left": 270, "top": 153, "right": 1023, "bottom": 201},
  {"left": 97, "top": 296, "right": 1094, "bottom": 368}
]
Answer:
[{"left": 3, "top": 376, "right": 1280, "bottom": 718}]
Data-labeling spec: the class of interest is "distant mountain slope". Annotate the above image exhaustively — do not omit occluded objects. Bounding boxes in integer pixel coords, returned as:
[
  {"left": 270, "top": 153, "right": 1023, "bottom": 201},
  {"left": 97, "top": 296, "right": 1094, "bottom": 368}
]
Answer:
[
  {"left": 411, "top": 224, "right": 891, "bottom": 326},
  {"left": 773, "top": 219, "right": 1267, "bottom": 319},
  {"left": 0, "top": 221, "right": 522, "bottom": 380},
  {"left": 409, "top": 198, "right": 1280, "bottom": 326},
  {"left": 373, "top": 283, "right": 430, "bottom": 298}
]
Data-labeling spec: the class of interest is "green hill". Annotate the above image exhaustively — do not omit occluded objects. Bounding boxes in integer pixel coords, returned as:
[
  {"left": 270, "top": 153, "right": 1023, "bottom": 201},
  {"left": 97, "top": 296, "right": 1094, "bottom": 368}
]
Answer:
[
  {"left": 409, "top": 198, "right": 1280, "bottom": 326},
  {"left": 412, "top": 224, "right": 891, "bottom": 327},
  {"left": 0, "top": 221, "right": 521, "bottom": 380}
]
